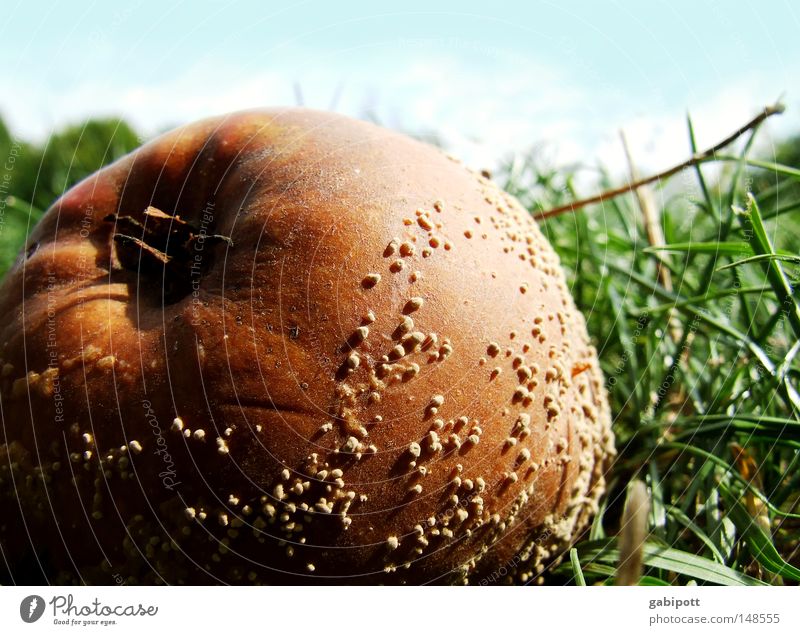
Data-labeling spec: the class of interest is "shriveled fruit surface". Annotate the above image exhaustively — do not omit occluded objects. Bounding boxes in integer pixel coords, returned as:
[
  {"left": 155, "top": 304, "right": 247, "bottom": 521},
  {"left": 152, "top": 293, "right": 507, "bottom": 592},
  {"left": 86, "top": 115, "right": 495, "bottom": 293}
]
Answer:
[{"left": 0, "top": 109, "right": 614, "bottom": 584}]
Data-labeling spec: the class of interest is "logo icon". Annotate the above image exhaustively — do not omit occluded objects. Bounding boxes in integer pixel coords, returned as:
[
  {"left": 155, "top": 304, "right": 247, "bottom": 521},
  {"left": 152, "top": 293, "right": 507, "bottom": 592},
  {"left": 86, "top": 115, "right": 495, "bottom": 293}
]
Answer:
[{"left": 20, "top": 595, "right": 45, "bottom": 623}]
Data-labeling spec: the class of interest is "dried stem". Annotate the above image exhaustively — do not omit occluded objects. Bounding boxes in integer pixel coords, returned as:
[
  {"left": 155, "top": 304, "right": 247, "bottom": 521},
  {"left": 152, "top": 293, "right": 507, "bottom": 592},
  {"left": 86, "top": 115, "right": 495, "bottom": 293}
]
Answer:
[
  {"left": 620, "top": 130, "right": 684, "bottom": 348},
  {"left": 620, "top": 129, "right": 672, "bottom": 291},
  {"left": 535, "top": 103, "right": 785, "bottom": 221},
  {"left": 616, "top": 480, "right": 650, "bottom": 586}
]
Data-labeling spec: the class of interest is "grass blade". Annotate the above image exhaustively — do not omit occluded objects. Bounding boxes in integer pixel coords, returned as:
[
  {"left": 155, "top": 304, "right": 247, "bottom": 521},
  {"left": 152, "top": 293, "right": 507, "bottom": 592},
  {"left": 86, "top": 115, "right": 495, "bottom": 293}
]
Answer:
[
  {"left": 570, "top": 548, "right": 586, "bottom": 586},
  {"left": 573, "top": 539, "right": 767, "bottom": 586}
]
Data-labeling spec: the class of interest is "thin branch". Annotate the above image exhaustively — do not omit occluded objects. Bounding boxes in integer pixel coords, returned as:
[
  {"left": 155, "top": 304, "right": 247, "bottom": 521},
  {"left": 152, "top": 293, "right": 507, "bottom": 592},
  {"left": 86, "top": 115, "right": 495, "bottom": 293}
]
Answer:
[{"left": 535, "top": 102, "right": 785, "bottom": 221}]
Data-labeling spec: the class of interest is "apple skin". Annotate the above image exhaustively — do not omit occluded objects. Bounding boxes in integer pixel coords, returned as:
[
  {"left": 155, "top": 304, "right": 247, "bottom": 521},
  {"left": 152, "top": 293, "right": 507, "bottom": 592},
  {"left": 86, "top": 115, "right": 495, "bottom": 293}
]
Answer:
[{"left": 0, "top": 109, "right": 613, "bottom": 584}]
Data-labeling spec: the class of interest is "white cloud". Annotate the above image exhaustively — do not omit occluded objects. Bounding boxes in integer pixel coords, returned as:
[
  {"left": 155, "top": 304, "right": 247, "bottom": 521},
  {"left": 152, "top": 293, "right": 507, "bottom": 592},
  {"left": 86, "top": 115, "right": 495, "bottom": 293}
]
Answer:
[
  {"left": 595, "top": 79, "right": 796, "bottom": 180},
  {"left": 3, "top": 52, "right": 796, "bottom": 184}
]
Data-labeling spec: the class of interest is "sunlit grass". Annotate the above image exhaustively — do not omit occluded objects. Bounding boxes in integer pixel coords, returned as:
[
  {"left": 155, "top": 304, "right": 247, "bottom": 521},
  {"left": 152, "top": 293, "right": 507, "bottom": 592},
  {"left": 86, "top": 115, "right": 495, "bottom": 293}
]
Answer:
[{"left": 501, "top": 113, "right": 800, "bottom": 585}]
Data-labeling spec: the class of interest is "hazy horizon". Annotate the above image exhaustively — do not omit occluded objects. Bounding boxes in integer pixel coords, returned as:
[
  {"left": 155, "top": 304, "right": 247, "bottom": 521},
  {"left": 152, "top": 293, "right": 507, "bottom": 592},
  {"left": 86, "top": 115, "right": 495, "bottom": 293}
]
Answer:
[{"left": 3, "top": 0, "right": 798, "bottom": 173}]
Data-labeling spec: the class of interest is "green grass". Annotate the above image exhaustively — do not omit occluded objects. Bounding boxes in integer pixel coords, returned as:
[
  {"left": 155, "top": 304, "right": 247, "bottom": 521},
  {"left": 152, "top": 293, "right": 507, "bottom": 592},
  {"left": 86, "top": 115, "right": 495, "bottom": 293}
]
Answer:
[
  {"left": 0, "top": 118, "right": 141, "bottom": 274},
  {"left": 501, "top": 115, "right": 800, "bottom": 585},
  {"left": 1, "top": 112, "right": 798, "bottom": 585}
]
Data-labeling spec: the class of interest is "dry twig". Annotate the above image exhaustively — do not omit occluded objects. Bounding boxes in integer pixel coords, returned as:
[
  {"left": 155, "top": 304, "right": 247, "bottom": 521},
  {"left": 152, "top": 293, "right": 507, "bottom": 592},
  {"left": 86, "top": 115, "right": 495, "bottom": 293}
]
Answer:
[{"left": 535, "top": 103, "right": 785, "bottom": 221}]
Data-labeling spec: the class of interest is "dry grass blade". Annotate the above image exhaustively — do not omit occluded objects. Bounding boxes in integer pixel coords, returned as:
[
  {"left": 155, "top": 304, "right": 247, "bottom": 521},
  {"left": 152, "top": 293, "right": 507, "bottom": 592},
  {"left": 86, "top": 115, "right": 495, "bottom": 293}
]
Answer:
[
  {"left": 616, "top": 480, "right": 650, "bottom": 585},
  {"left": 620, "top": 129, "right": 670, "bottom": 290}
]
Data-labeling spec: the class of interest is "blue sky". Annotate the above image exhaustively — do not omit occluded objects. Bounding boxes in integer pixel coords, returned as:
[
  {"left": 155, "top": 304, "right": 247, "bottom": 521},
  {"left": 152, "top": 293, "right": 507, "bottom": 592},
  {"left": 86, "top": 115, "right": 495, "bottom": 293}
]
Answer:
[{"left": 2, "top": 0, "right": 798, "bottom": 172}]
